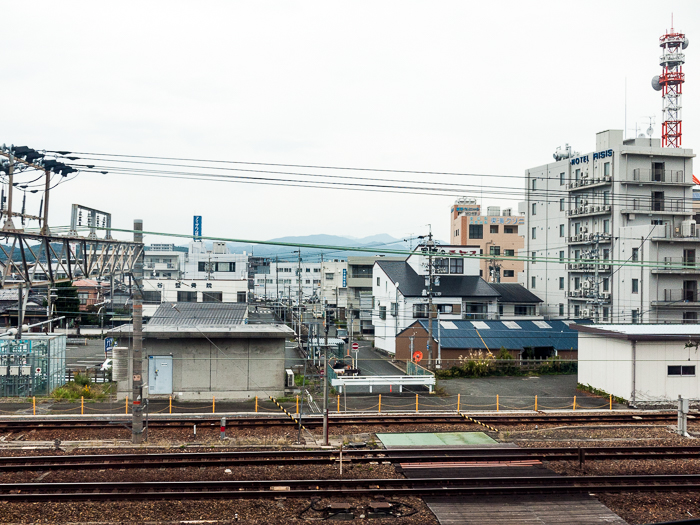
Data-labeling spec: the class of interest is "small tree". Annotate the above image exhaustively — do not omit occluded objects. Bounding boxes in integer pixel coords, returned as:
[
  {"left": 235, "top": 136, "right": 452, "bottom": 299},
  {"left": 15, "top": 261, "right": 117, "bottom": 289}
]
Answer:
[{"left": 54, "top": 282, "right": 80, "bottom": 326}]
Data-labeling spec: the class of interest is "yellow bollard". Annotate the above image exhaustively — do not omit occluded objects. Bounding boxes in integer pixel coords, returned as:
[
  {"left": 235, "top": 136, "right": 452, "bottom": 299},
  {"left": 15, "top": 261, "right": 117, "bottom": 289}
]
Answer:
[
  {"left": 126, "top": 395, "right": 128, "bottom": 414},
  {"left": 457, "top": 393, "right": 461, "bottom": 413},
  {"left": 378, "top": 394, "right": 381, "bottom": 413},
  {"left": 573, "top": 396, "right": 576, "bottom": 411},
  {"left": 416, "top": 393, "right": 419, "bottom": 413},
  {"left": 213, "top": 396, "right": 215, "bottom": 413},
  {"left": 296, "top": 395, "right": 299, "bottom": 415},
  {"left": 535, "top": 395, "right": 538, "bottom": 412},
  {"left": 255, "top": 396, "right": 258, "bottom": 413},
  {"left": 32, "top": 396, "right": 35, "bottom": 416},
  {"left": 609, "top": 394, "right": 612, "bottom": 410},
  {"left": 81, "top": 396, "right": 84, "bottom": 415},
  {"left": 337, "top": 395, "right": 340, "bottom": 412},
  {"left": 169, "top": 396, "right": 172, "bottom": 414},
  {"left": 497, "top": 394, "right": 499, "bottom": 412}
]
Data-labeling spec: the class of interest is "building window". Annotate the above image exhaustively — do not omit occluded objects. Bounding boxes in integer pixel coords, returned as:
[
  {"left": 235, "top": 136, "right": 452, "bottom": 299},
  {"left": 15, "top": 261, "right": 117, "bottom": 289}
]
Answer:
[
  {"left": 78, "top": 292, "right": 89, "bottom": 305},
  {"left": 603, "top": 307, "right": 609, "bottom": 320},
  {"left": 668, "top": 365, "right": 696, "bottom": 376},
  {"left": 575, "top": 168, "right": 581, "bottom": 181},
  {"left": 198, "top": 262, "right": 206, "bottom": 272},
  {"left": 560, "top": 198, "right": 565, "bottom": 211},
  {"left": 604, "top": 162, "right": 610, "bottom": 177},
  {"left": 449, "top": 258, "right": 463, "bottom": 274},
  {"left": 379, "top": 306, "right": 386, "bottom": 320},
  {"left": 237, "top": 291, "right": 247, "bottom": 303},
  {"left": 632, "top": 279, "right": 639, "bottom": 293},
  {"left": 469, "top": 224, "right": 483, "bottom": 239},
  {"left": 559, "top": 224, "right": 565, "bottom": 237},
  {"left": 603, "top": 278, "right": 609, "bottom": 292},
  {"left": 490, "top": 225, "right": 499, "bottom": 234},
  {"left": 504, "top": 226, "right": 516, "bottom": 234},
  {"left": 531, "top": 251, "right": 536, "bottom": 263},
  {"left": 532, "top": 179, "right": 536, "bottom": 190},
  {"left": 603, "top": 191, "right": 610, "bottom": 206},
  {"left": 436, "top": 304, "right": 453, "bottom": 314},
  {"left": 376, "top": 277, "right": 380, "bottom": 287},
  {"left": 531, "top": 276, "right": 536, "bottom": 288},
  {"left": 313, "top": 279, "right": 320, "bottom": 285},
  {"left": 314, "top": 268, "right": 320, "bottom": 273},
  {"left": 574, "top": 276, "right": 581, "bottom": 289},
  {"left": 177, "top": 291, "right": 197, "bottom": 302},
  {"left": 560, "top": 250, "right": 565, "bottom": 263},
  {"left": 632, "top": 248, "right": 639, "bottom": 261},
  {"left": 559, "top": 304, "right": 565, "bottom": 316},
  {"left": 503, "top": 270, "right": 514, "bottom": 277},
  {"left": 532, "top": 203, "right": 537, "bottom": 215},
  {"left": 413, "top": 304, "right": 428, "bottom": 319},
  {"left": 514, "top": 305, "right": 535, "bottom": 316},
  {"left": 142, "top": 291, "right": 161, "bottom": 304},
  {"left": 683, "top": 312, "right": 698, "bottom": 324},
  {"left": 435, "top": 258, "right": 449, "bottom": 274},
  {"left": 603, "top": 219, "right": 610, "bottom": 234},
  {"left": 560, "top": 172, "right": 565, "bottom": 185},
  {"left": 504, "top": 249, "right": 514, "bottom": 257},
  {"left": 202, "top": 291, "right": 222, "bottom": 302},
  {"left": 489, "top": 246, "right": 501, "bottom": 256},
  {"left": 305, "top": 279, "right": 310, "bottom": 284},
  {"left": 631, "top": 309, "right": 639, "bottom": 324},
  {"left": 559, "top": 277, "right": 564, "bottom": 290},
  {"left": 531, "top": 227, "right": 536, "bottom": 239},
  {"left": 574, "top": 305, "right": 580, "bottom": 317},
  {"left": 325, "top": 273, "right": 334, "bottom": 280}
]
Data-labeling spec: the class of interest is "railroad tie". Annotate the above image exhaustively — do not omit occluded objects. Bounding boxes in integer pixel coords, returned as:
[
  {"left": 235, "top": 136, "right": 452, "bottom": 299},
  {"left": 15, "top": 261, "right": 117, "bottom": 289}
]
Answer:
[
  {"left": 460, "top": 413, "right": 499, "bottom": 433},
  {"left": 269, "top": 396, "right": 306, "bottom": 430}
]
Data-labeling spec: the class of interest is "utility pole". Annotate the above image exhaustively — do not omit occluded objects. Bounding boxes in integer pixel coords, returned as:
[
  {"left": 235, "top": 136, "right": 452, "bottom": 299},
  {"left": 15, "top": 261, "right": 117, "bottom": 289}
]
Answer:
[
  {"left": 593, "top": 233, "right": 600, "bottom": 323},
  {"left": 323, "top": 304, "right": 329, "bottom": 446},
  {"left": 426, "top": 229, "right": 435, "bottom": 369},
  {"left": 3, "top": 153, "right": 15, "bottom": 231},
  {"left": 132, "top": 219, "right": 144, "bottom": 444},
  {"left": 297, "top": 249, "right": 302, "bottom": 341},
  {"left": 275, "top": 256, "right": 279, "bottom": 302}
]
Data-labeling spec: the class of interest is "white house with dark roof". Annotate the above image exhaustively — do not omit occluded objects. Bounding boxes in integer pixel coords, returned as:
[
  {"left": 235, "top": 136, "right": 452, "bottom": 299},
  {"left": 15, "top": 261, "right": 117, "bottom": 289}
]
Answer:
[{"left": 371, "top": 245, "right": 543, "bottom": 354}]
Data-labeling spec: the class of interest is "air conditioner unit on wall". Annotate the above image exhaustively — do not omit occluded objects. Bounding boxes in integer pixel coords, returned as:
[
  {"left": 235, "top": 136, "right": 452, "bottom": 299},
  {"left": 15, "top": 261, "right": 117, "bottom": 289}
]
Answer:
[
  {"left": 583, "top": 281, "right": 591, "bottom": 289},
  {"left": 682, "top": 220, "right": 697, "bottom": 238},
  {"left": 582, "top": 309, "right": 591, "bottom": 317}
]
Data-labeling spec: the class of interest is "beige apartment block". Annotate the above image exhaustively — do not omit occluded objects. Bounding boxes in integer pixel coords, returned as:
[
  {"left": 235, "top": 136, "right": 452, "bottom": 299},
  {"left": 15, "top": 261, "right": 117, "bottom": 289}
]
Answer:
[{"left": 450, "top": 197, "right": 525, "bottom": 282}]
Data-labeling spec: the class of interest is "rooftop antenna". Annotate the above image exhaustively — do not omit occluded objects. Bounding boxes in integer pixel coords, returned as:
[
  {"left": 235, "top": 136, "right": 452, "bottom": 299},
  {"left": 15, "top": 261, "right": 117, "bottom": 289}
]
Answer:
[{"left": 652, "top": 18, "right": 688, "bottom": 147}]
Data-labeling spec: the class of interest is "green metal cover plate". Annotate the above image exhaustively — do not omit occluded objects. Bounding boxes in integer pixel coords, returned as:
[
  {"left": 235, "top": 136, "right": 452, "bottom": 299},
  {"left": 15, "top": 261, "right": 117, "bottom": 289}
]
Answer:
[{"left": 375, "top": 431, "right": 497, "bottom": 447}]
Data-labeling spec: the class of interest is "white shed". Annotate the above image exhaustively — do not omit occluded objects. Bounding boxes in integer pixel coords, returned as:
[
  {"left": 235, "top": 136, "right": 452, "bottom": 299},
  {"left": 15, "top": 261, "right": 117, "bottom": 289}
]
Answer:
[{"left": 575, "top": 324, "right": 700, "bottom": 407}]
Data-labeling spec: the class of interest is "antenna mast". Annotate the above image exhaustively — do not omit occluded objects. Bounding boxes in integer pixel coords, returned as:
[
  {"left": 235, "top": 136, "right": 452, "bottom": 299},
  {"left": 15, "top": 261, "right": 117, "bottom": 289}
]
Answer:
[{"left": 652, "top": 21, "right": 689, "bottom": 147}]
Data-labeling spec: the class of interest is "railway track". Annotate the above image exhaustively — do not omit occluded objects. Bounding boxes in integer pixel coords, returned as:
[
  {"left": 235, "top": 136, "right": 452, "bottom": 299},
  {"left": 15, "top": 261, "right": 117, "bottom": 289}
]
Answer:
[
  {"left": 1, "top": 446, "right": 698, "bottom": 471},
  {"left": 0, "top": 412, "right": 690, "bottom": 431},
  {"left": 2, "top": 474, "right": 700, "bottom": 501}
]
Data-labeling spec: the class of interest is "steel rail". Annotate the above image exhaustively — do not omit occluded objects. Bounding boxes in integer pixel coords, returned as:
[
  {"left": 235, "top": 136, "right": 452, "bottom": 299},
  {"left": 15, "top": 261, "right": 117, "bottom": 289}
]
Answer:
[
  {"left": 0, "top": 412, "right": 689, "bottom": 431},
  {"left": 0, "top": 446, "right": 698, "bottom": 472},
  {"left": 2, "top": 474, "right": 700, "bottom": 501}
]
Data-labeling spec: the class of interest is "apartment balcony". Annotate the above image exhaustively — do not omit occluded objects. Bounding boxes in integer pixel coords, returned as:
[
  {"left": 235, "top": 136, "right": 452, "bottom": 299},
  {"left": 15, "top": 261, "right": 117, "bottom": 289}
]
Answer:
[
  {"left": 567, "top": 176, "right": 612, "bottom": 191},
  {"left": 621, "top": 168, "right": 690, "bottom": 186},
  {"left": 567, "top": 290, "right": 612, "bottom": 302},
  {"left": 567, "top": 262, "right": 612, "bottom": 272},
  {"left": 651, "top": 222, "right": 700, "bottom": 242},
  {"left": 567, "top": 204, "right": 612, "bottom": 218},
  {"left": 567, "top": 232, "right": 613, "bottom": 244},
  {"left": 651, "top": 257, "right": 699, "bottom": 274},
  {"left": 621, "top": 199, "right": 689, "bottom": 215},
  {"left": 652, "top": 289, "right": 700, "bottom": 306}
]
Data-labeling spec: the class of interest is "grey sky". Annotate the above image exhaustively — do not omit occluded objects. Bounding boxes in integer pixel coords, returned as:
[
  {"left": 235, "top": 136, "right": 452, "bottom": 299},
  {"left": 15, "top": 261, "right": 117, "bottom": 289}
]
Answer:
[{"left": 3, "top": 1, "right": 699, "bottom": 247}]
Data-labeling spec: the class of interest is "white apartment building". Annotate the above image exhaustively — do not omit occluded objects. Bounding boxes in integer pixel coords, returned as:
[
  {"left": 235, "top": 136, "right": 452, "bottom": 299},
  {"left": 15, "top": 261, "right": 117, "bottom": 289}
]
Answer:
[
  {"left": 141, "top": 278, "right": 249, "bottom": 317},
  {"left": 184, "top": 241, "right": 248, "bottom": 281},
  {"left": 144, "top": 244, "right": 186, "bottom": 279},
  {"left": 523, "top": 129, "right": 697, "bottom": 323},
  {"left": 253, "top": 261, "right": 323, "bottom": 302},
  {"left": 319, "top": 259, "right": 347, "bottom": 308},
  {"left": 371, "top": 245, "right": 542, "bottom": 354}
]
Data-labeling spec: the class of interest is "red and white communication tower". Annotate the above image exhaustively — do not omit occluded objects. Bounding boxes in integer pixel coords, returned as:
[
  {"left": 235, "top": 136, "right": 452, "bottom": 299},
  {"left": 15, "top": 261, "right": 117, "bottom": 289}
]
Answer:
[{"left": 652, "top": 24, "right": 689, "bottom": 147}]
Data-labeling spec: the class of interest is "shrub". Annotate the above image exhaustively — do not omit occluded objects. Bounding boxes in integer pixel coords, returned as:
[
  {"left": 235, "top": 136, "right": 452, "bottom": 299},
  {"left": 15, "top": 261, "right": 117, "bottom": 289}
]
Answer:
[{"left": 73, "top": 372, "right": 92, "bottom": 387}]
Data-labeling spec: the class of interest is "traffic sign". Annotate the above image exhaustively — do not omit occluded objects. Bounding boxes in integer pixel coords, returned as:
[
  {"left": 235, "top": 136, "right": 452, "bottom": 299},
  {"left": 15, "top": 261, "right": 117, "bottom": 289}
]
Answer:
[
  {"left": 352, "top": 342, "right": 359, "bottom": 351},
  {"left": 104, "top": 337, "right": 114, "bottom": 356}
]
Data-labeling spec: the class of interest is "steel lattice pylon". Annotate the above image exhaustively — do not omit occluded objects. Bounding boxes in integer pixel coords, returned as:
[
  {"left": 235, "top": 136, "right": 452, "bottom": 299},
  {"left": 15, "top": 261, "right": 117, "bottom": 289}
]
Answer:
[{"left": 653, "top": 25, "right": 689, "bottom": 148}]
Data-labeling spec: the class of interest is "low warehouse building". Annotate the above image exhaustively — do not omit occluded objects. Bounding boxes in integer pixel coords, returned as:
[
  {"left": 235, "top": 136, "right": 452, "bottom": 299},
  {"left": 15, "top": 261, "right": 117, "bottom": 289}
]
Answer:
[
  {"left": 576, "top": 324, "right": 700, "bottom": 407},
  {"left": 396, "top": 319, "right": 578, "bottom": 368},
  {"left": 111, "top": 302, "right": 293, "bottom": 401}
]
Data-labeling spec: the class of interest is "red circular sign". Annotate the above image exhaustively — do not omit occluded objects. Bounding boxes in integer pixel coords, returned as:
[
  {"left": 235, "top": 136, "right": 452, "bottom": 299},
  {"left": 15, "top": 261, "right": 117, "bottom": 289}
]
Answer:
[
  {"left": 413, "top": 351, "right": 423, "bottom": 363},
  {"left": 352, "top": 342, "right": 359, "bottom": 350}
]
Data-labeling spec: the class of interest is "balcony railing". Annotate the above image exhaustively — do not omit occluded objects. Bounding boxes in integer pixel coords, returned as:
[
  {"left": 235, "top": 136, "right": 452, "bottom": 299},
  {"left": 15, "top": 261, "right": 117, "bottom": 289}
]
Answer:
[
  {"left": 660, "top": 289, "right": 699, "bottom": 302},
  {"left": 622, "top": 198, "right": 688, "bottom": 213},
  {"left": 628, "top": 168, "right": 687, "bottom": 184},
  {"left": 658, "top": 257, "right": 698, "bottom": 270}
]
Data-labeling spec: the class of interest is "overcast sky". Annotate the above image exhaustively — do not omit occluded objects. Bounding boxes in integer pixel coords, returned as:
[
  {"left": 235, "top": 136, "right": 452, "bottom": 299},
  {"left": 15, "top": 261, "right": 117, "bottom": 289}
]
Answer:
[{"left": 3, "top": 1, "right": 699, "bottom": 248}]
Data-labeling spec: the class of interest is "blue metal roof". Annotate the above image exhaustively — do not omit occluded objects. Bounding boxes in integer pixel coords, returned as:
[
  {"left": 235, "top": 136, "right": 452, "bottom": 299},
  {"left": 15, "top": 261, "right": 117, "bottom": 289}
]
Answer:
[{"left": 409, "top": 319, "right": 578, "bottom": 351}]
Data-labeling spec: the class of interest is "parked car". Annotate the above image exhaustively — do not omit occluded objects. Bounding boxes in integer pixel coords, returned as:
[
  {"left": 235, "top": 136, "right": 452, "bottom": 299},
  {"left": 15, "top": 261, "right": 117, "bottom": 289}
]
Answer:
[{"left": 100, "top": 358, "right": 113, "bottom": 371}]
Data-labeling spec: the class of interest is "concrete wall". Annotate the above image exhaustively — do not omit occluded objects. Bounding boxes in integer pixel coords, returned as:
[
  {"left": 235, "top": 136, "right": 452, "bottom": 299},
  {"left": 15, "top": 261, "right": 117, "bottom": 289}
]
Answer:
[
  {"left": 578, "top": 335, "right": 633, "bottom": 401},
  {"left": 117, "top": 336, "right": 286, "bottom": 401}
]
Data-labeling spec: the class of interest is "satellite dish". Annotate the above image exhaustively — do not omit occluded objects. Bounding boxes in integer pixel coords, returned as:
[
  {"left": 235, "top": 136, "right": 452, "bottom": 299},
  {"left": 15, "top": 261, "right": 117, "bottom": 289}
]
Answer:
[
  {"left": 652, "top": 75, "right": 662, "bottom": 91},
  {"left": 683, "top": 37, "right": 690, "bottom": 50},
  {"left": 647, "top": 126, "right": 654, "bottom": 137}
]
